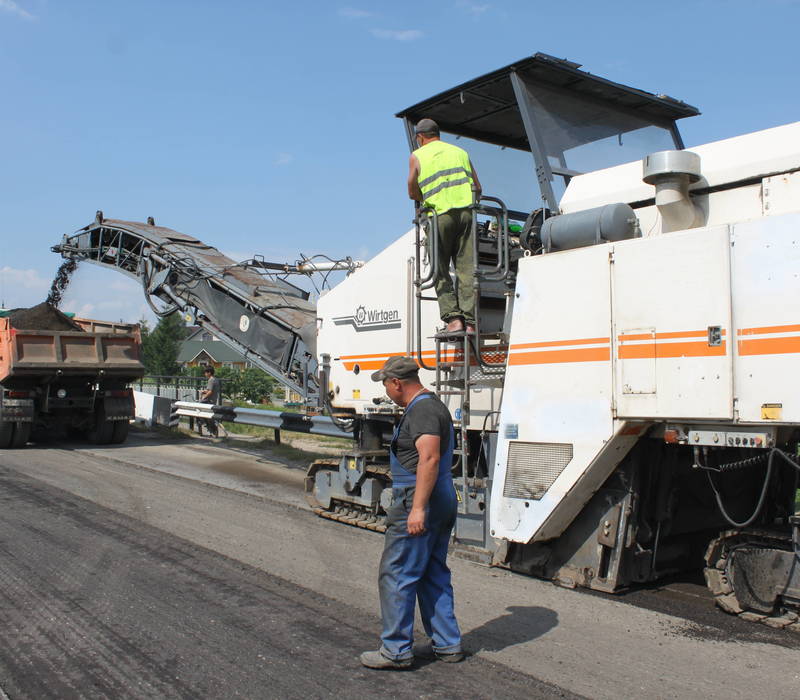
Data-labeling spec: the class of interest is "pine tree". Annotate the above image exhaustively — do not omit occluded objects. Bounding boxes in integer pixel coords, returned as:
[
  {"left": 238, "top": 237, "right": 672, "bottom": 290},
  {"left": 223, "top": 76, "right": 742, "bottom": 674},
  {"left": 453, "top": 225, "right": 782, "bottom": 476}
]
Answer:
[{"left": 140, "top": 312, "right": 186, "bottom": 376}]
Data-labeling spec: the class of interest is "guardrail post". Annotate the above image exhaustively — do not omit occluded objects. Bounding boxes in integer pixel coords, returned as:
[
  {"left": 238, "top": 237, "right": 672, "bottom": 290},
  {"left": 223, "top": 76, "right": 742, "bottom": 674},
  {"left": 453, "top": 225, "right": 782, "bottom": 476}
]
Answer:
[{"left": 274, "top": 428, "right": 281, "bottom": 444}]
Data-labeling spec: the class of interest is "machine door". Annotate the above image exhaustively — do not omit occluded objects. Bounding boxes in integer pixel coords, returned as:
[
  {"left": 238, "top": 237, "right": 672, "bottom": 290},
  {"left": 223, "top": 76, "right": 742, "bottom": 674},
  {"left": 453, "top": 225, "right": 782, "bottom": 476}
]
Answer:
[{"left": 612, "top": 226, "right": 733, "bottom": 420}]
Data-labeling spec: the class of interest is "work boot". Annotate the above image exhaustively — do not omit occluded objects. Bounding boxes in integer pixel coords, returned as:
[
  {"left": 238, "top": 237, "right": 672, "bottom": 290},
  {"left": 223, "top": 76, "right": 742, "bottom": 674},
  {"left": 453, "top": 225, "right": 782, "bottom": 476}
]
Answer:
[
  {"left": 465, "top": 324, "right": 476, "bottom": 335},
  {"left": 445, "top": 318, "right": 465, "bottom": 333},
  {"left": 413, "top": 641, "right": 465, "bottom": 663},
  {"left": 359, "top": 650, "right": 413, "bottom": 670}
]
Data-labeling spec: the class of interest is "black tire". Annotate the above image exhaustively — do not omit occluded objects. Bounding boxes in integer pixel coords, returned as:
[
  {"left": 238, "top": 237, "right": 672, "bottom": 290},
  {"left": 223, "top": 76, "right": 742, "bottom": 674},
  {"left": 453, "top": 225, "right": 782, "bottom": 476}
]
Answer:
[
  {"left": 110, "top": 419, "right": 130, "bottom": 445},
  {"left": 0, "top": 421, "right": 13, "bottom": 449},
  {"left": 10, "top": 422, "right": 31, "bottom": 448},
  {"left": 87, "top": 406, "right": 114, "bottom": 445}
]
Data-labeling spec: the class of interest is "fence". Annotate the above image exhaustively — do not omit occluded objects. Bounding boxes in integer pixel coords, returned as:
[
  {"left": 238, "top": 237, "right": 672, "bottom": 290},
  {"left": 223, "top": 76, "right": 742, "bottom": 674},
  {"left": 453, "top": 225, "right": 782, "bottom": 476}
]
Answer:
[{"left": 135, "top": 375, "right": 229, "bottom": 402}]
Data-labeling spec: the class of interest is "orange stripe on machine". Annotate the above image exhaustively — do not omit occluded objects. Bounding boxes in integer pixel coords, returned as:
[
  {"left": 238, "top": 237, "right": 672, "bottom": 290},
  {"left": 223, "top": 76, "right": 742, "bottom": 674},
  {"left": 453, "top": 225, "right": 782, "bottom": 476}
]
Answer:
[
  {"left": 738, "top": 336, "right": 800, "bottom": 357},
  {"left": 618, "top": 340, "right": 727, "bottom": 359},
  {"left": 736, "top": 325, "right": 800, "bottom": 356},
  {"left": 508, "top": 346, "right": 610, "bottom": 366}
]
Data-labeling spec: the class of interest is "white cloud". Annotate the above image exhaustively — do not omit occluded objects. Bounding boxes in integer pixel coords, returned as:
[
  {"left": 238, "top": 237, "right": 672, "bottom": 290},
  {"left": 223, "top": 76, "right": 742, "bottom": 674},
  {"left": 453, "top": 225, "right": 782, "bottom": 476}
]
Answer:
[
  {"left": 0, "top": 0, "right": 34, "bottom": 20},
  {"left": 355, "top": 245, "right": 371, "bottom": 263},
  {"left": 370, "top": 28, "right": 423, "bottom": 41},
  {"left": 62, "top": 300, "right": 96, "bottom": 319},
  {"left": 0, "top": 266, "right": 49, "bottom": 294},
  {"left": 274, "top": 152, "right": 294, "bottom": 166},
  {"left": 456, "top": 0, "right": 490, "bottom": 14},
  {"left": 338, "top": 6, "right": 372, "bottom": 18}
]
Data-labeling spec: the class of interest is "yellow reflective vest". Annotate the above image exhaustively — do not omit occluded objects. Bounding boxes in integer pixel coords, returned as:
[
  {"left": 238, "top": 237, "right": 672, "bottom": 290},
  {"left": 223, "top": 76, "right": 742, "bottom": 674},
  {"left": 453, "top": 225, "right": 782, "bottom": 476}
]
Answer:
[{"left": 415, "top": 140, "right": 474, "bottom": 214}]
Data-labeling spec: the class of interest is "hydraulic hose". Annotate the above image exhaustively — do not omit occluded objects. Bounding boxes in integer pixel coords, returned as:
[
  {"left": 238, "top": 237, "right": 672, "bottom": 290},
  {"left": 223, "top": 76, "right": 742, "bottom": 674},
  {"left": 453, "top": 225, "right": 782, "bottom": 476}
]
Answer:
[{"left": 706, "top": 448, "right": 800, "bottom": 528}]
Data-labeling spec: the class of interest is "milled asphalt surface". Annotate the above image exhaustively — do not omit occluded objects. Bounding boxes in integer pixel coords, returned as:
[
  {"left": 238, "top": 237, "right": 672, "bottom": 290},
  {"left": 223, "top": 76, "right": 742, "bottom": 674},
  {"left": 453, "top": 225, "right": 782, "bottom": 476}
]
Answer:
[
  {"left": 1, "top": 429, "right": 799, "bottom": 699},
  {"left": 0, "top": 465, "right": 570, "bottom": 700}
]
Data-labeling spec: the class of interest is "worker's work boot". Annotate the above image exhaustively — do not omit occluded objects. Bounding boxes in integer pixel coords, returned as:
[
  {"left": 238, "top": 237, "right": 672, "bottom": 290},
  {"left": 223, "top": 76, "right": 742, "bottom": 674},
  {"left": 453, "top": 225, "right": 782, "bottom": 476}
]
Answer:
[
  {"left": 445, "top": 318, "right": 465, "bottom": 333},
  {"left": 413, "top": 641, "right": 465, "bottom": 663},
  {"left": 465, "top": 324, "right": 476, "bottom": 335},
  {"left": 359, "top": 650, "right": 413, "bottom": 670}
]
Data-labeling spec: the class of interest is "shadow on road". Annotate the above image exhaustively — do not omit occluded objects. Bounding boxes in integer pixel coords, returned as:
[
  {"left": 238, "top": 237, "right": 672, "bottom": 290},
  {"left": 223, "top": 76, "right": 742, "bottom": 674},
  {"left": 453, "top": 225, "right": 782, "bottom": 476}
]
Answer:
[{"left": 463, "top": 605, "right": 558, "bottom": 653}]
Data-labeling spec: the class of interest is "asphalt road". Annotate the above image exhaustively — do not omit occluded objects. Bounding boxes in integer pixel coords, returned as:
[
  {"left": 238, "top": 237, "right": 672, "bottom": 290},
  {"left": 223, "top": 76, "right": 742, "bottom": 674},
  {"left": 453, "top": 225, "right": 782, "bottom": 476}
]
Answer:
[
  {"left": 0, "top": 462, "right": 574, "bottom": 700},
  {"left": 1, "top": 431, "right": 799, "bottom": 699}
]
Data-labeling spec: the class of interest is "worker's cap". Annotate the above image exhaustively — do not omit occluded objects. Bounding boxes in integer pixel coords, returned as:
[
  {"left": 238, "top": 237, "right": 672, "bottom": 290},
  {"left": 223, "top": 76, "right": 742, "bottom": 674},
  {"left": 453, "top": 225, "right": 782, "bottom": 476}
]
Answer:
[
  {"left": 414, "top": 118, "right": 439, "bottom": 135},
  {"left": 371, "top": 355, "right": 420, "bottom": 382}
]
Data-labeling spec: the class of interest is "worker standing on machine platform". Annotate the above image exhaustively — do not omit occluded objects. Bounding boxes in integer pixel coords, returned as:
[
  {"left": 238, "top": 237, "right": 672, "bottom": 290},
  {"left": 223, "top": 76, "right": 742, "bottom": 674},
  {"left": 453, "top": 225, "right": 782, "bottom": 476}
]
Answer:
[
  {"left": 360, "top": 355, "right": 463, "bottom": 670},
  {"left": 408, "top": 118, "right": 481, "bottom": 335}
]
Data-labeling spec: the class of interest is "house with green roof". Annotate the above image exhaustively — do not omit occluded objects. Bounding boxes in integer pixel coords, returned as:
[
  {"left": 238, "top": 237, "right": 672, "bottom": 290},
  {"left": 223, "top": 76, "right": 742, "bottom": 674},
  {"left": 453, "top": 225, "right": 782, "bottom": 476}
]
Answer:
[{"left": 177, "top": 327, "right": 252, "bottom": 370}]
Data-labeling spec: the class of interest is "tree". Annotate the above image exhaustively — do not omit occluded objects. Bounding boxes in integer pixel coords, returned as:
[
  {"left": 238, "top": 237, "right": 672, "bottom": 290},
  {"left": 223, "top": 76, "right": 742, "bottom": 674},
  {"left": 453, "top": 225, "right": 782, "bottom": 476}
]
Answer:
[
  {"left": 233, "top": 367, "right": 275, "bottom": 404},
  {"left": 140, "top": 312, "right": 186, "bottom": 376},
  {"left": 182, "top": 365, "right": 275, "bottom": 403},
  {"left": 138, "top": 317, "right": 153, "bottom": 371}
]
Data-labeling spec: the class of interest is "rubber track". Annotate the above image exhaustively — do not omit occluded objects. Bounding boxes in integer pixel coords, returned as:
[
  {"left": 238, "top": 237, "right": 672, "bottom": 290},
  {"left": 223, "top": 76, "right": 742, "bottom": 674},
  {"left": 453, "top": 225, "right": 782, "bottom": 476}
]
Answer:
[
  {"left": 704, "top": 528, "right": 800, "bottom": 631},
  {"left": 305, "top": 459, "right": 388, "bottom": 534}
]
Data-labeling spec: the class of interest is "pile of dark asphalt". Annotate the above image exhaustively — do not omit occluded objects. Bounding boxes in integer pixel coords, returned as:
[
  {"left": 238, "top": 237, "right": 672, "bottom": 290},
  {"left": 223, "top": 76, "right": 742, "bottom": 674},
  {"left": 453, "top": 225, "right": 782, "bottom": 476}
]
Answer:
[
  {"left": 0, "top": 466, "right": 583, "bottom": 700},
  {"left": 7, "top": 302, "right": 82, "bottom": 331}
]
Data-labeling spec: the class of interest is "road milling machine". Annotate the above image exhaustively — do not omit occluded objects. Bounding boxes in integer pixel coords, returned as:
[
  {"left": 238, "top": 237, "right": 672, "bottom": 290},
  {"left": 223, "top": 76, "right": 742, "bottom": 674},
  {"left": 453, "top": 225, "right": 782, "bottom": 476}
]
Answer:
[{"left": 54, "top": 54, "right": 800, "bottom": 624}]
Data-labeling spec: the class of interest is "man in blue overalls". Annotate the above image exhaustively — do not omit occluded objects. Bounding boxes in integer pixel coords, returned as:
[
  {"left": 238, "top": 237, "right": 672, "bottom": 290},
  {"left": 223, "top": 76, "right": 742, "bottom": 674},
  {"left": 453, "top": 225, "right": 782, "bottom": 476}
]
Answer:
[{"left": 360, "top": 355, "right": 463, "bottom": 669}]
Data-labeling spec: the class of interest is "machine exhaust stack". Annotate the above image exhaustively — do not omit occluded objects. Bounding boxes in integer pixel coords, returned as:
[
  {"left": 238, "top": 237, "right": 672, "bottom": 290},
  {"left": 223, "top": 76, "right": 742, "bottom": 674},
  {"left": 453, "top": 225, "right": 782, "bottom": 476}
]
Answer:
[{"left": 643, "top": 150, "right": 702, "bottom": 233}]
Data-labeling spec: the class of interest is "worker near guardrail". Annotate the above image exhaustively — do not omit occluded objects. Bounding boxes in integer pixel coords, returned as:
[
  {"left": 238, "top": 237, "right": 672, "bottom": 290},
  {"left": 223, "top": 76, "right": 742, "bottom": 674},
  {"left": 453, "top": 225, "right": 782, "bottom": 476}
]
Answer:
[
  {"left": 408, "top": 118, "right": 482, "bottom": 335},
  {"left": 199, "top": 366, "right": 221, "bottom": 437},
  {"left": 360, "top": 355, "right": 463, "bottom": 670}
]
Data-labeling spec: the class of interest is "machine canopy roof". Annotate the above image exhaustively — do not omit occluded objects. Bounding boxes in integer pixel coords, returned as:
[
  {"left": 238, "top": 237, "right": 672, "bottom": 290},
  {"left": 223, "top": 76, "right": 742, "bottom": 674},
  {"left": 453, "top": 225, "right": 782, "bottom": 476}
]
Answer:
[{"left": 396, "top": 52, "right": 700, "bottom": 154}]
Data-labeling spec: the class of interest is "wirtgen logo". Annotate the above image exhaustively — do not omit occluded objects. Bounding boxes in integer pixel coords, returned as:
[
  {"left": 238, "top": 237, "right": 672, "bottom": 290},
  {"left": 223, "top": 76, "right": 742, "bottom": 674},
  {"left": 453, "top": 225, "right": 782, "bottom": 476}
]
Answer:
[{"left": 333, "top": 305, "right": 401, "bottom": 332}]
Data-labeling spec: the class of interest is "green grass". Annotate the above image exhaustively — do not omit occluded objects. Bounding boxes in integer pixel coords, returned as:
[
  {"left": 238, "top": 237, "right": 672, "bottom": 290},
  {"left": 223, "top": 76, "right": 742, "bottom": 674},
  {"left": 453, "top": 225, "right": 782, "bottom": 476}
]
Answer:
[{"left": 220, "top": 421, "right": 351, "bottom": 451}]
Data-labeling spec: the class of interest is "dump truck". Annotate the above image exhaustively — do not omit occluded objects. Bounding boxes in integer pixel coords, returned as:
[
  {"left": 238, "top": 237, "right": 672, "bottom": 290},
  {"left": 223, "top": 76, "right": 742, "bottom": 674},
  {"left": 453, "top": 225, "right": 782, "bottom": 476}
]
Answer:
[
  {"left": 0, "top": 303, "right": 144, "bottom": 448},
  {"left": 52, "top": 53, "right": 800, "bottom": 626}
]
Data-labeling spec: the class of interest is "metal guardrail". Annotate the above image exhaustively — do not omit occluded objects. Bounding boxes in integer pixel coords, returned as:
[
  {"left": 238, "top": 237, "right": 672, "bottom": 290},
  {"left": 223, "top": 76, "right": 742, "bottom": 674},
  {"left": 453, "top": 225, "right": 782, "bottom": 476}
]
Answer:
[{"left": 171, "top": 401, "right": 350, "bottom": 439}]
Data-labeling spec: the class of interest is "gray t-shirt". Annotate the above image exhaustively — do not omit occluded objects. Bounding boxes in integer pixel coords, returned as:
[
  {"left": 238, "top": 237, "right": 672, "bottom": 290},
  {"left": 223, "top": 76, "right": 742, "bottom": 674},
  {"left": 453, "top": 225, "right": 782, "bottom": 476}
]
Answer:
[
  {"left": 392, "top": 392, "right": 453, "bottom": 473},
  {"left": 205, "top": 376, "right": 221, "bottom": 405}
]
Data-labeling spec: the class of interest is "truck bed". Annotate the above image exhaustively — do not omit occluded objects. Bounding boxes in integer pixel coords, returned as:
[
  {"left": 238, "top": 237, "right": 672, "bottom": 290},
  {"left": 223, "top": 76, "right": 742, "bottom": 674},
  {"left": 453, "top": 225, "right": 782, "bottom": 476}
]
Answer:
[{"left": 0, "top": 317, "right": 144, "bottom": 383}]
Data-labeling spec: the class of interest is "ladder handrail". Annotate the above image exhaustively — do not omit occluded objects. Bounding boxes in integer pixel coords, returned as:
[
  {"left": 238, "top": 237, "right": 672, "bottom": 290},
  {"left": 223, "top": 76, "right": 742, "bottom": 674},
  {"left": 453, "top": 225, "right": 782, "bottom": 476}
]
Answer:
[
  {"left": 414, "top": 206, "right": 439, "bottom": 371},
  {"left": 472, "top": 196, "right": 512, "bottom": 283}
]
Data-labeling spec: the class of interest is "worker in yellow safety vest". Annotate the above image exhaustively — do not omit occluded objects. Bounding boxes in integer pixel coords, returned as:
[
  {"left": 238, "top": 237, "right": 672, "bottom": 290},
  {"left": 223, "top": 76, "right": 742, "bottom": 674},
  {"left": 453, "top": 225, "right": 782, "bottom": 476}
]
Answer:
[{"left": 407, "top": 118, "right": 482, "bottom": 334}]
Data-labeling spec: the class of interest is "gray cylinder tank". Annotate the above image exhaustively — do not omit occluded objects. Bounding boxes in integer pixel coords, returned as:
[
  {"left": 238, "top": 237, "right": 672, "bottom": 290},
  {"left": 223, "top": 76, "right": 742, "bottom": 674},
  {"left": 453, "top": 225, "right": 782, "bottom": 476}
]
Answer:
[{"left": 541, "top": 203, "right": 639, "bottom": 252}]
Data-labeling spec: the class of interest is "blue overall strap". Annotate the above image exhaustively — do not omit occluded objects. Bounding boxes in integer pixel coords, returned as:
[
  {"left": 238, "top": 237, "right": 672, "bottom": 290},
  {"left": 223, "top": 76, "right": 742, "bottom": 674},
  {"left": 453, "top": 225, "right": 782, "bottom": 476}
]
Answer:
[{"left": 390, "top": 393, "right": 453, "bottom": 487}]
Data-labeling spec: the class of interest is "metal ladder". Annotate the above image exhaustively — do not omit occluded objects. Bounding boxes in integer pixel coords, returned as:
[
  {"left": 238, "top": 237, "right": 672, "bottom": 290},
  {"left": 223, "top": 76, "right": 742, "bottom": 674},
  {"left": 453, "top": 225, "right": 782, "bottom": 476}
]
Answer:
[{"left": 412, "top": 195, "right": 514, "bottom": 512}]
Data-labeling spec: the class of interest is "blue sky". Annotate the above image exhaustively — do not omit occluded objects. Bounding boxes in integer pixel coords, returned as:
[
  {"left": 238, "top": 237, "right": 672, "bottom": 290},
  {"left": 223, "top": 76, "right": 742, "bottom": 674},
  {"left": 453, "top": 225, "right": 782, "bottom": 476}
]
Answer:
[{"left": 1, "top": 0, "right": 798, "bottom": 323}]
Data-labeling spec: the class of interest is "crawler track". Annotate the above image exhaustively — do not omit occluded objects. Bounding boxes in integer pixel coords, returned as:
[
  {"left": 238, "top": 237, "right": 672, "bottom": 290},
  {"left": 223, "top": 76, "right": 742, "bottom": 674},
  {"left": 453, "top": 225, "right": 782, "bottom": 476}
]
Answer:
[
  {"left": 704, "top": 529, "right": 800, "bottom": 631},
  {"left": 304, "top": 459, "right": 388, "bottom": 533}
]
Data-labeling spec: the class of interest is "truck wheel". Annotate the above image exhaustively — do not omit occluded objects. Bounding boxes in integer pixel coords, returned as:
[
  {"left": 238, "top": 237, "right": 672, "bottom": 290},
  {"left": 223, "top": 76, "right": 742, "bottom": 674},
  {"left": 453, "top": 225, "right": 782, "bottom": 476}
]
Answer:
[
  {"left": 88, "top": 406, "right": 114, "bottom": 445},
  {"left": 10, "top": 422, "right": 31, "bottom": 448},
  {"left": 110, "top": 420, "right": 130, "bottom": 445},
  {"left": 0, "top": 421, "right": 13, "bottom": 449}
]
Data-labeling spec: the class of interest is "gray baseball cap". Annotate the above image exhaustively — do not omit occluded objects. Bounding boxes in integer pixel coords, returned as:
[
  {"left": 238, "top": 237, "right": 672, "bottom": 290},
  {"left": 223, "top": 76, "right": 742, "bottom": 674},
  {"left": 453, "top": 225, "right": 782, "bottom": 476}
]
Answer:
[
  {"left": 371, "top": 355, "right": 420, "bottom": 382},
  {"left": 414, "top": 118, "right": 439, "bottom": 135}
]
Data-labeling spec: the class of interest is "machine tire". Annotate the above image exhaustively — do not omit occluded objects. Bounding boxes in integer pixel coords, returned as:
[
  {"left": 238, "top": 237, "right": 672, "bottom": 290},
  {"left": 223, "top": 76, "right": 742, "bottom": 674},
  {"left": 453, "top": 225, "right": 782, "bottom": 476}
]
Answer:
[
  {"left": 110, "top": 419, "right": 130, "bottom": 445},
  {"left": 10, "top": 422, "right": 31, "bottom": 448},
  {"left": 0, "top": 420, "right": 13, "bottom": 449},
  {"left": 87, "top": 406, "right": 114, "bottom": 445}
]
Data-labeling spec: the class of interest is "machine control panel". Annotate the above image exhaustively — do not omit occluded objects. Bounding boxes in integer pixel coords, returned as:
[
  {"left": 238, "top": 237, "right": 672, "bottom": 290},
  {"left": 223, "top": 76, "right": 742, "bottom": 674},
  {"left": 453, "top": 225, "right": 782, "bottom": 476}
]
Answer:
[{"left": 687, "top": 429, "right": 776, "bottom": 449}]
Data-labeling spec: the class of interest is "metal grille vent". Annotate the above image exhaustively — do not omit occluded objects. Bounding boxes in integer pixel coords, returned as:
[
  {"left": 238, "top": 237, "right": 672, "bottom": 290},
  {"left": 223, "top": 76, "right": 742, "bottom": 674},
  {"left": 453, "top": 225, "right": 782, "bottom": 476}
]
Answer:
[{"left": 503, "top": 441, "right": 574, "bottom": 500}]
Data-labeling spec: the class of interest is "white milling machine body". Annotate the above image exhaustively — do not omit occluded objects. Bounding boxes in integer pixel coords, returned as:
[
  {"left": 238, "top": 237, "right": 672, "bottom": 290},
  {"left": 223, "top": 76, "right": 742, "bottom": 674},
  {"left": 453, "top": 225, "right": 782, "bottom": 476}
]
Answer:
[{"left": 312, "top": 53, "right": 800, "bottom": 619}]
